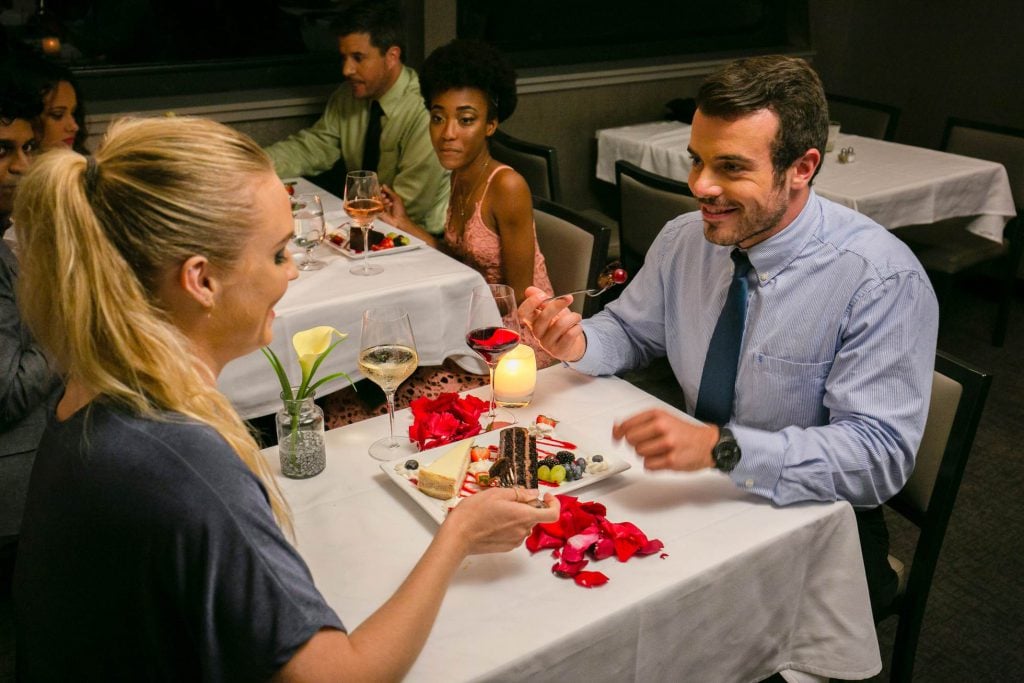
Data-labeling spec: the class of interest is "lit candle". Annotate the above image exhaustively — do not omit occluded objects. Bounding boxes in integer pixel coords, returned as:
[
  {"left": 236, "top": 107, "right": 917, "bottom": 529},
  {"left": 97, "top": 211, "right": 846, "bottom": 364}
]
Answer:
[
  {"left": 41, "top": 36, "right": 61, "bottom": 56},
  {"left": 494, "top": 344, "right": 536, "bottom": 408}
]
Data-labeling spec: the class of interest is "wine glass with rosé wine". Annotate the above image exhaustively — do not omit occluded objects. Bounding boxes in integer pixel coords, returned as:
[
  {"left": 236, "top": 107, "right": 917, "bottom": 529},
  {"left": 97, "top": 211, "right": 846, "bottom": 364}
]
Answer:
[
  {"left": 344, "top": 170, "right": 384, "bottom": 276},
  {"left": 466, "top": 283, "right": 521, "bottom": 429},
  {"left": 291, "top": 192, "right": 326, "bottom": 271},
  {"left": 359, "top": 307, "right": 420, "bottom": 460}
]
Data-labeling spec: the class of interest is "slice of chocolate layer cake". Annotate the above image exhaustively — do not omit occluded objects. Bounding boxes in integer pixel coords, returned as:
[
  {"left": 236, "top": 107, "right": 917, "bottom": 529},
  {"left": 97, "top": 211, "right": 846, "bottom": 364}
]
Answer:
[{"left": 495, "top": 427, "right": 537, "bottom": 488}]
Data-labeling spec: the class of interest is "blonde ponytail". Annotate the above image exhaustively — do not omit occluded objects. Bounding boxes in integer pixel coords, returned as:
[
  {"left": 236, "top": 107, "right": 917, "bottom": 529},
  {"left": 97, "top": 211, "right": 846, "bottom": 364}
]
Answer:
[{"left": 15, "top": 117, "right": 292, "bottom": 533}]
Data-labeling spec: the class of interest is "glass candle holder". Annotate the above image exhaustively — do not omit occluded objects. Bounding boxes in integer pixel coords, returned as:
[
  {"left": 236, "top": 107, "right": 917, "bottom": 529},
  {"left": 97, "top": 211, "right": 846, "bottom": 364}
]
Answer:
[{"left": 494, "top": 344, "right": 536, "bottom": 407}]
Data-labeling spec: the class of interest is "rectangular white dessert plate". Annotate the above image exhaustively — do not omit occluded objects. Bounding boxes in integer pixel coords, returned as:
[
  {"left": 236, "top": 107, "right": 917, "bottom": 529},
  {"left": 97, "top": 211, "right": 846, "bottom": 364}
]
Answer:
[
  {"left": 379, "top": 424, "right": 630, "bottom": 524},
  {"left": 324, "top": 224, "right": 424, "bottom": 259}
]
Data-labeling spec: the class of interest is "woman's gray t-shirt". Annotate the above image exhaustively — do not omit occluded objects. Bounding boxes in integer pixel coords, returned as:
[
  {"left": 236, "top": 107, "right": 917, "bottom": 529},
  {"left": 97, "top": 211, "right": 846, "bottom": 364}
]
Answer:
[{"left": 14, "top": 402, "right": 343, "bottom": 681}]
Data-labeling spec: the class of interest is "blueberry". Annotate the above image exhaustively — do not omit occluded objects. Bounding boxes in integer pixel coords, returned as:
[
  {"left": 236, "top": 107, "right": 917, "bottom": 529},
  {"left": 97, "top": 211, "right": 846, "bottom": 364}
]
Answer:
[
  {"left": 575, "top": 457, "right": 587, "bottom": 468},
  {"left": 404, "top": 459, "right": 419, "bottom": 470},
  {"left": 592, "top": 454, "right": 604, "bottom": 463}
]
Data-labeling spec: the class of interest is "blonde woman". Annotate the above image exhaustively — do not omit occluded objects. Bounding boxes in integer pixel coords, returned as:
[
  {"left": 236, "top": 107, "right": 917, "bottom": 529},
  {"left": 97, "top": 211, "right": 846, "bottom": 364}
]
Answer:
[{"left": 12, "top": 117, "right": 557, "bottom": 681}]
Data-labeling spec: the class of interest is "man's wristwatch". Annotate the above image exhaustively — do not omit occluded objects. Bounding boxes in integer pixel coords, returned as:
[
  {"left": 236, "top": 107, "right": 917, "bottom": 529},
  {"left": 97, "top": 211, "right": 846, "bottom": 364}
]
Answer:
[{"left": 711, "top": 426, "right": 742, "bottom": 473}]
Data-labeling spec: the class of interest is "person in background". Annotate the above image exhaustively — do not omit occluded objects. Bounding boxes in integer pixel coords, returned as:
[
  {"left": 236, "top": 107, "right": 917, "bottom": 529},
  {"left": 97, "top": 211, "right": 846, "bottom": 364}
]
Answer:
[
  {"left": 324, "top": 39, "right": 555, "bottom": 428},
  {"left": 29, "top": 58, "right": 88, "bottom": 153},
  {"left": 265, "top": 0, "right": 449, "bottom": 235},
  {"left": 381, "top": 39, "right": 553, "bottom": 307},
  {"left": 12, "top": 116, "right": 557, "bottom": 680},
  {"left": 0, "top": 59, "right": 62, "bottom": 575},
  {"left": 519, "top": 55, "right": 938, "bottom": 618}
]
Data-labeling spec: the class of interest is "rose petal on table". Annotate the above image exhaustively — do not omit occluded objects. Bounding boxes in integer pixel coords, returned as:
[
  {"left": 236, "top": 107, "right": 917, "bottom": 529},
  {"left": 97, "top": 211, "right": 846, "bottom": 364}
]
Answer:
[
  {"left": 574, "top": 571, "right": 609, "bottom": 588},
  {"left": 552, "top": 557, "right": 589, "bottom": 577}
]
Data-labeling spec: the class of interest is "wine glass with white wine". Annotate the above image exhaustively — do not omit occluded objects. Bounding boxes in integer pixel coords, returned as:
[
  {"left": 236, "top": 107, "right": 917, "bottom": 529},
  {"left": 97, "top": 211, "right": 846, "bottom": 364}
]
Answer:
[
  {"left": 291, "top": 192, "right": 326, "bottom": 271},
  {"left": 344, "top": 170, "right": 384, "bottom": 276},
  {"left": 359, "top": 307, "right": 420, "bottom": 460}
]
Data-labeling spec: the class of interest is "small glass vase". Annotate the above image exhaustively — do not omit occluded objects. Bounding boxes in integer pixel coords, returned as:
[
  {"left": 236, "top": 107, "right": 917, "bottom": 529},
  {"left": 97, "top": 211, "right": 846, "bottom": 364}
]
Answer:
[{"left": 276, "top": 389, "right": 326, "bottom": 479}]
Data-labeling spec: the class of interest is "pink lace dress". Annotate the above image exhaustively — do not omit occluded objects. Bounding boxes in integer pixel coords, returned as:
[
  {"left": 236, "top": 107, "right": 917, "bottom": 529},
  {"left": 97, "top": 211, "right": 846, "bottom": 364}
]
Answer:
[{"left": 323, "top": 165, "right": 555, "bottom": 429}]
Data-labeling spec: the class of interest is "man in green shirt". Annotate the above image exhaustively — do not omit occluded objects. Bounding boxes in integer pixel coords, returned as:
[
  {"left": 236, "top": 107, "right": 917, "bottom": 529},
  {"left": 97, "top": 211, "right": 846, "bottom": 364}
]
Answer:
[{"left": 265, "top": 1, "right": 449, "bottom": 235}]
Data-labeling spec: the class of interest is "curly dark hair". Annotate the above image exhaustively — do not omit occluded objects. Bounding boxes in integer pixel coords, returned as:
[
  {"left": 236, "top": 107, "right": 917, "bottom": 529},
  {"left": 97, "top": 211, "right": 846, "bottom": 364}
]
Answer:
[
  {"left": 419, "top": 40, "right": 517, "bottom": 122},
  {"left": 696, "top": 56, "right": 828, "bottom": 182}
]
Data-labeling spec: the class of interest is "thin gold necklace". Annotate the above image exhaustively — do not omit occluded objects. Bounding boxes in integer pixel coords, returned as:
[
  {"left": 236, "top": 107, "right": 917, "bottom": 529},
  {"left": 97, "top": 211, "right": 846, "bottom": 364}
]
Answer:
[{"left": 456, "top": 157, "right": 490, "bottom": 221}]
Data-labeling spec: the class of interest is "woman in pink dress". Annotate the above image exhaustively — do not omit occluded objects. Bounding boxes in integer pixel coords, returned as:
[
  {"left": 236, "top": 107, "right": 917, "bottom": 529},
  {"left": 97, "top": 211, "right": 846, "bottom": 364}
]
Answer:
[
  {"left": 383, "top": 39, "right": 553, "bottom": 304},
  {"left": 325, "top": 40, "right": 554, "bottom": 427}
]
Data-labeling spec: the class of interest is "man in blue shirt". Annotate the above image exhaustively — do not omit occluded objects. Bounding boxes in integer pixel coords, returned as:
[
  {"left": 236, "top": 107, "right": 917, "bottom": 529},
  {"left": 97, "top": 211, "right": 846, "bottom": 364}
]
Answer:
[{"left": 520, "top": 56, "right": 938, "bottom": 614}]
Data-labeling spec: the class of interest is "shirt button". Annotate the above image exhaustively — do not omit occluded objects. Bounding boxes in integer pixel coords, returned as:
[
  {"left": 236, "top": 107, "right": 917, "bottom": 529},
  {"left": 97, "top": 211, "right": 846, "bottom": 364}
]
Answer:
[{"left": 745, "top": 479, "right": 754, "bottom": 488}]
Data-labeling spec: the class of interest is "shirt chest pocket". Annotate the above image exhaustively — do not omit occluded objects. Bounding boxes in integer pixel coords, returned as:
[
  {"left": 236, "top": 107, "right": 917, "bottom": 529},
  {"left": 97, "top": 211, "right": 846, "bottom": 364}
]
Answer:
[{"left": 739, "top": 353, "right": 833, "bottom": 428}]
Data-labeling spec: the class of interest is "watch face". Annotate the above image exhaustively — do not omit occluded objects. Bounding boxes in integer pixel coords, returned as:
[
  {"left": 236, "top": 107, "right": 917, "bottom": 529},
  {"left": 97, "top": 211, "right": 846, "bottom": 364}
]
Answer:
[{"left": 714, "top": 441, "right": 741, "bottom": 472}]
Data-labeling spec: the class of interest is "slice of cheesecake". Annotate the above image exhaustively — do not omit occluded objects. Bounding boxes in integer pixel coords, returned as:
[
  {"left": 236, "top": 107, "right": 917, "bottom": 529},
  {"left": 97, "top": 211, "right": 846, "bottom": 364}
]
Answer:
[{"left": 417, "top": 439, "right": 473, "bottom": 500}]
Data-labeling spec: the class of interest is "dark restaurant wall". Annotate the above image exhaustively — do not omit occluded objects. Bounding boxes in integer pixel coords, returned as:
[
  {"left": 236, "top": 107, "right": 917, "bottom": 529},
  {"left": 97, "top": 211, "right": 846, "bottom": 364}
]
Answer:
[{"left": 809, "top": 0, "right": 1023, "bottom": 149}]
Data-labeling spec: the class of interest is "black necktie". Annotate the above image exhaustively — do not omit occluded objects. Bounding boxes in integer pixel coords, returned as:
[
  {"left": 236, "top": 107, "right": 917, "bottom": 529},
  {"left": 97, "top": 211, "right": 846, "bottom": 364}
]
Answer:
[
  {"left": 362, "top": 100, "right": 383, "bottom": 172},
  {"left": 694, "top": 249, "right": 753, "bottom": 425}
]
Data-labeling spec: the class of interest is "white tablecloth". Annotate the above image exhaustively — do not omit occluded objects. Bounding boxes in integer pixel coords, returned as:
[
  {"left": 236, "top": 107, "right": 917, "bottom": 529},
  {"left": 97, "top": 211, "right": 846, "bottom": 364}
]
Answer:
[
  {"left": 596, "top": 121, "right": 1016, "bottom": 242},
  {"left": 264, "top": 366, "right": 881, "bottom": 682},
  {"left": 219, "top": 178, "right": 487, "bottom": 418}
]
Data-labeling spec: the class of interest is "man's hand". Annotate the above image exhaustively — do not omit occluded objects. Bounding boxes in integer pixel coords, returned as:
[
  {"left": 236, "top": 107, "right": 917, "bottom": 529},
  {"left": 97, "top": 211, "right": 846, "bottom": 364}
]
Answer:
[
  {"left": 517, "top": 286, "right": 587, "bottom": 362},
  {"left": 612, "top": 409, "right": 720, "bottom": 472}
]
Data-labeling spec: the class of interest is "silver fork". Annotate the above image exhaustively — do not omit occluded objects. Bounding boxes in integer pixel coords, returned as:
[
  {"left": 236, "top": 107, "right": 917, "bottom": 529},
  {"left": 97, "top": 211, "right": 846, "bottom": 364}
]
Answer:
[{"left": 542, "top": 284, "right": 614, "bottom": 304}]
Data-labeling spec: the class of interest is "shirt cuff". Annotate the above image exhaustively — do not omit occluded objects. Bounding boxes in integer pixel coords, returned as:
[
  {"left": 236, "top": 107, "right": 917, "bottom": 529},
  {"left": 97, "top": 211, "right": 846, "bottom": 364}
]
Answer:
[
  {"left": 726, "top": 424, "right": 787, "bottom": 501},
  {"left": 566, "top": 326, "right": 602, "bottom": 374}
]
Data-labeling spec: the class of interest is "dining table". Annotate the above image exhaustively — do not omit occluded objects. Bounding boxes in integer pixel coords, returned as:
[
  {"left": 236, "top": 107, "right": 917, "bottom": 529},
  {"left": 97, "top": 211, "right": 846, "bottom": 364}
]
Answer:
[
  {"left": 263, "top": 365, "right": 883, "bottom": 682},
  {"left": 218, "top": 178, "right": 488, "bottom": 419},
  {"left": 596, "top": 120, "right": 1016, "bottom": 243}
]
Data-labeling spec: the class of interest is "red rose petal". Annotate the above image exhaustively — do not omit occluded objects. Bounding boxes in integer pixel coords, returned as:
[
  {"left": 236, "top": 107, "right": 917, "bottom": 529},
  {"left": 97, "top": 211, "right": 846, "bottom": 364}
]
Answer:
[
  {"left": 561, "top": 531, "right": 601, "bottom": 563},
  {"left": 526, "top": 494, "right": 663, "bottom": 587},
  {"left": 574, "top": 571, "right": 609, "bottom": 588},
  {"left": 552, "top": 558, "right": 589, "bottom": 577}
]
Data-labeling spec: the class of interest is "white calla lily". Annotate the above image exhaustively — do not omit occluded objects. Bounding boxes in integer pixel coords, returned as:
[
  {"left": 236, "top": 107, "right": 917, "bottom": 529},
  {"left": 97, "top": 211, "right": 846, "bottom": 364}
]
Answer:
[
  {"left": 293, "top": 326, "right": 348, "bottom": 380},
  {"left": 262, "top": 326, "right": 353, "bottom": 403}
]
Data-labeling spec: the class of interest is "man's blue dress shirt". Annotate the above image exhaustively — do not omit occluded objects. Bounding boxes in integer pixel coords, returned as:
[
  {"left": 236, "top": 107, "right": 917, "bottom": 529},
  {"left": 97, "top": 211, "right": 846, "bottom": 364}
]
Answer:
[{"left": 573, "top": 191, "right": 939, "bottom": 508}]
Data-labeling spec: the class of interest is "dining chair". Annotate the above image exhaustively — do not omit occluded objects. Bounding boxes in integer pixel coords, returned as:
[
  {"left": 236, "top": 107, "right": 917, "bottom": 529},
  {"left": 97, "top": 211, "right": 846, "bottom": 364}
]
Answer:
[
  {"left": 879, "top": 350, "right": 991, "bottom": 683},
  {"left": 825, "top": 93, "right": 901, "bottom": 141},
  {"left": 532, "top": 196, "right": 611, "bottom": 317},
  {"left": 894, "top": 117, "right": 1024, "bottom": 346},
  {"left": 615, "top": 160, "right": 699, "bottom": 276},
  {"left": 489, "top": 129, "right": 562, "bottom": 203}
]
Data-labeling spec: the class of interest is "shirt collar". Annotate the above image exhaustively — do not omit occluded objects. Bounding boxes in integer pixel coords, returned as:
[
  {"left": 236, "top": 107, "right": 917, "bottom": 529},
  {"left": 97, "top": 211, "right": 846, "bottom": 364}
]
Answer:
[
  {"left": 746, "top": 190, "right": 821, "bottom": 285},
  {"left": 376, "top": 65, "right": 411, "bottom": 117}
]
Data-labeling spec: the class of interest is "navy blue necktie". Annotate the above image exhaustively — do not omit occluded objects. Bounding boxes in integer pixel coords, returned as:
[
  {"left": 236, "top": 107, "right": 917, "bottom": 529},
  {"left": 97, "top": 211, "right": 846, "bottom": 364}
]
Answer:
[
  {"left": 694, "top": 249, "right": 752, "bottom": 425},
  {"left": 362, "top": 100, "right": 383, "bottom": 172}
]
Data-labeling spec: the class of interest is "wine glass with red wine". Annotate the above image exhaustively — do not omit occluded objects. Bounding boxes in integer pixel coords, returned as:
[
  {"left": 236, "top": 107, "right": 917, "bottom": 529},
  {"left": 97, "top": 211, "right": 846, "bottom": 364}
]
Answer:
[
  {"left": 466, "top": 283, "right": 521, "bottom": 428},
  {"left": 344, "top": 170, "right": 384, "bottom": 277}
]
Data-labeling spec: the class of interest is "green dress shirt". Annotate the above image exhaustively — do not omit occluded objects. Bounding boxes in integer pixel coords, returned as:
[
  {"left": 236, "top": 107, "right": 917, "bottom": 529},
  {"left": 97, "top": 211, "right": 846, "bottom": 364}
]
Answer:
[{"left": 265, "top": 66, "right": 450, "bottom": 234}]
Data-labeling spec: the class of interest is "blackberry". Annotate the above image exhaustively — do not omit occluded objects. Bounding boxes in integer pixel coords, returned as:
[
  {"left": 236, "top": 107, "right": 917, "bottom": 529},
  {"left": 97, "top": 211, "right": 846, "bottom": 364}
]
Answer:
[
  {"left": 555, "top": 451, "right": 575, "bottom": 465},
  {"left": 540, "top": 457, "right": 559, "bottom": 469}
]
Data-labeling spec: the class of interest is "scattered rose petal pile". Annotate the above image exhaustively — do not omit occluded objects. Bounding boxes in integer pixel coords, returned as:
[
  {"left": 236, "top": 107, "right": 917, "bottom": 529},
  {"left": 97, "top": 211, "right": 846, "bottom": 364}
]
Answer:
[
  {"left": 526, "top": 494, "right": 664, "bottom": 588},
  {"left": 408, "top": 393, "right": 488, "bottom": 450}
]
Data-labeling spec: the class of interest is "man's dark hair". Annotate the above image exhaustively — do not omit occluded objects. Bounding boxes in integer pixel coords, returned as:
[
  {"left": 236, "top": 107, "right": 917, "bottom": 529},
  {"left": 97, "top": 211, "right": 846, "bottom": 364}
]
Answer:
[
  {"left": 696, "top": 56, "right": 828, "bottom": 182},
  {"left": 419, "top": 40, "right": 518, "bottom": 123},
  {"left": 331, "top": 0, "right": 404, "bottom": 58},
  {"left": 0, "top": 55, "right": 45, "bottom": 126}
]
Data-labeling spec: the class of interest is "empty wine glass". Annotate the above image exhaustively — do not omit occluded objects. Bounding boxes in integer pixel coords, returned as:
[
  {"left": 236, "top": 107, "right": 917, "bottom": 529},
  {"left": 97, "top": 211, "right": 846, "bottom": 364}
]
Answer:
[
  {"left": 344, "top": 170, "right": 384, "bottom": 276},
  {"left": 466, "top": 283, "right": 521, "bottom": 428},
  {"left": 291, "top": 192, "right": 326, "bottom": 271},
  {"left": 359, "top": 307, "right": 420, "bottom": 460}
]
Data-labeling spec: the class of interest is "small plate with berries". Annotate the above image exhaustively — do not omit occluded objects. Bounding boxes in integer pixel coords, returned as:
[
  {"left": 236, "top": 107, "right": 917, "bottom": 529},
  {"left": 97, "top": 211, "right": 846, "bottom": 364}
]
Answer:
[
  {"left": 325, "top": 225, "right": 424, "bottom": 258},
  {"left": 380, "top": 415, "right": 631, "bottom": 524}
]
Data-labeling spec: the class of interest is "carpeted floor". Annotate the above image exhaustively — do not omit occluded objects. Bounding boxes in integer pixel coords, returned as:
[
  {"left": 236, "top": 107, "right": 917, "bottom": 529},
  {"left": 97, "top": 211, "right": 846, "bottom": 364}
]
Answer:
[{"left": 1, "top": 277, "right": 1021, "bottom": 680}]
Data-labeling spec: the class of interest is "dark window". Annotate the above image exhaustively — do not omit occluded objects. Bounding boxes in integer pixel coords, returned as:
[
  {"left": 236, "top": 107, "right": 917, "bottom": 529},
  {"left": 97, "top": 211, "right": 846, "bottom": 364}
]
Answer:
[
  {"left": 2, "top": 1, "right": 349, "bottom": 99},
  {"left": 457, "top": 0, "right": 809, "bottom": 69}
]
